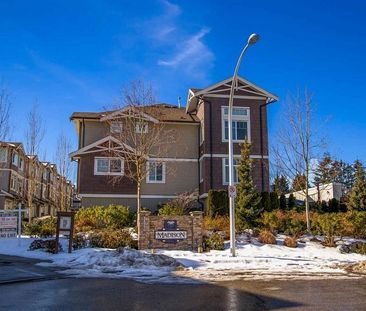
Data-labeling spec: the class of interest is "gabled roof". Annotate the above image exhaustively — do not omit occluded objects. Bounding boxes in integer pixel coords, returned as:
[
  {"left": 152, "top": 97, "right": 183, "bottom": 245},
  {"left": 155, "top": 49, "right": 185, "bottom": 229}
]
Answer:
[
  {"left": 70, "top": 104, "right": 199, "bottom": 123},
  {"left": 100, "top": 106, "right": 159, "bottom": 124},
  {"left": 0, "top": 141, "right": 24, "bottom": 151},
  {"left": 186, "top": 76, "right": 278, "bottom": 113},
  {"left": 70, "top": 135, "right": 135, "bottom": 159}
]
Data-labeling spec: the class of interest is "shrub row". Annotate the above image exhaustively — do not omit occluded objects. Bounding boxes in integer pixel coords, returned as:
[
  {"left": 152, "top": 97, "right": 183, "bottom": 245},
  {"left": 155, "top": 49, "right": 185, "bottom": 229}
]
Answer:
[
  {"left": 24, "top": 217, "right": 57, "bottom": 238},
  {"left": 75, "top": 205, "right": 134, "bottom": 232},
  {"left": 29, "top": 239, "right": 63, "bottom": 253},
  {"left": 89, "top": 229, "right": 137, "bottom": 249}
]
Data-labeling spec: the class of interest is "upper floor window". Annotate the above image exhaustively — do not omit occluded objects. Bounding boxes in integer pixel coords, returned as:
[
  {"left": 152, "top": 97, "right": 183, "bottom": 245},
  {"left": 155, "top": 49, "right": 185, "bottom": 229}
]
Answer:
[
  {"left": 19, "top": 157, "right": 24, "bottom": 171},
  {"left": 12, "top": 152, "right": 18, "bottom": 166},
  {"left": 223, "top": 158, "right": 239, "bottom": 185},
  {"left": 135, "top": 122, "right": 148, "bottom": 134},
  {"left": 0, "top": 148, "right": 7, "bottom": 163},
  {"left": 94, "top": 157, "right": 124, "bottom": 175},
  {"left": 146, "top": 161, "right": 165, "bottom": 183},
  {"left": 221, "top": 107, "right": 250, "bottom": 142},
  {"left": 110, "top": 121, "right": 123, "bottom": 133}
]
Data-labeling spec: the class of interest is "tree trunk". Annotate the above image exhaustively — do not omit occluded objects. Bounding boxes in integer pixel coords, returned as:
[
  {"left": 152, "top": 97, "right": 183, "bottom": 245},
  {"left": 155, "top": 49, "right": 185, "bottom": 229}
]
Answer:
[
  {"left": 305, "top": 172, "right": 311, "bottom": 232},
  {"left": 136, "top": 181, "right": 141, "bottom": 235}
]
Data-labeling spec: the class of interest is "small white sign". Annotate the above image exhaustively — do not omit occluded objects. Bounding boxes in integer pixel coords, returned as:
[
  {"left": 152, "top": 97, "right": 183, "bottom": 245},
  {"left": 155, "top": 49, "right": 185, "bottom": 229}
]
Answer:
[
  {"left": 228, "top": 185, "right": 237, "bottom": 198},
  {"left": 60, "top": 216, "right": 72, "bottom": 230}
]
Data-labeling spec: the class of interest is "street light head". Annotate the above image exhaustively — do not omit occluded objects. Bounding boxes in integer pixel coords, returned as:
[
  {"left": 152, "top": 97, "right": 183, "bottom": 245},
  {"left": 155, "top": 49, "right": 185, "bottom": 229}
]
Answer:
[{"left": 247, "top": 33, "right": 260, "bottom": 45}]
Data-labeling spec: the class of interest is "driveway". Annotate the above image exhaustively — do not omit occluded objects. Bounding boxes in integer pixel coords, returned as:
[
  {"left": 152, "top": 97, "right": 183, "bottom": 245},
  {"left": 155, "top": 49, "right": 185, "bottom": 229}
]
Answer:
[
  {"left": 0, "top": 254, "right": 63, "bottom": 284},
  {"left": 0, "top": 254, "right": 365, "bottom": 310}
]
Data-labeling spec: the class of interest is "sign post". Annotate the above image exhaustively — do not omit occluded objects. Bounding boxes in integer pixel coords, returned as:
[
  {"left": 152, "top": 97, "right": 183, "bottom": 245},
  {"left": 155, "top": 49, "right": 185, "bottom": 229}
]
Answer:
[{"left": 55, "top": 211, "right": 75, "bottom": 254}]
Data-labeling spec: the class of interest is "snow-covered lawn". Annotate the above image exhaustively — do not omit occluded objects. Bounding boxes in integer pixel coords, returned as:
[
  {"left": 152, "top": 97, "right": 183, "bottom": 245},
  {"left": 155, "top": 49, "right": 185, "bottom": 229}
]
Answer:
[{"left": 0, "top": 235, "right": 365, "bottom": 283}]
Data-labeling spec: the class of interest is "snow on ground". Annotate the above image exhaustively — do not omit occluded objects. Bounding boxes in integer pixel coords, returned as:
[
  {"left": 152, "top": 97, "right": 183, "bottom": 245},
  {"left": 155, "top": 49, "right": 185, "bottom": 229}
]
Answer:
[
  {"left": 0, "top": 235, "right": 365, "bottom": 284},
  {"left": 160, "top": 235, "right": 366, "bottom": 281}
]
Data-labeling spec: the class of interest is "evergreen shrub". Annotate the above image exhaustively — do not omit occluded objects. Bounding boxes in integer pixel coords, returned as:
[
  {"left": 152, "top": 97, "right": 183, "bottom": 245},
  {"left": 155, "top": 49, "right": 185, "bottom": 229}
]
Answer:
[{"left": 206, "top": 189, "right": 229, "bottom": 217}]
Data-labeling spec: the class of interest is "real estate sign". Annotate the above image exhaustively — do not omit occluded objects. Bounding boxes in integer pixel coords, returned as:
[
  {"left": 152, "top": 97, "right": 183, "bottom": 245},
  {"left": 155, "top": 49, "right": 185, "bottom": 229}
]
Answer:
[{"left": 0, "top": 215, "right": 17, "bottom": 238}]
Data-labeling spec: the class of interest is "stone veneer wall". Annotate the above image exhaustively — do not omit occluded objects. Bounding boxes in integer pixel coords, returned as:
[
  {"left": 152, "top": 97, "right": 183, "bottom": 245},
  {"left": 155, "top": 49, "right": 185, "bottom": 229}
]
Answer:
[{"left": 138, "top": 211, "right": 203, "bottom": 251}]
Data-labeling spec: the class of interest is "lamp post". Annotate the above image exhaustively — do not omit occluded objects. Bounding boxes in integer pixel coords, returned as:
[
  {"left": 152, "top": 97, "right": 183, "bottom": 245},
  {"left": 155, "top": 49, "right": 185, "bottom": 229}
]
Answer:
[{"left": 228, "top": 33, "right": 260, "bottom": 257}]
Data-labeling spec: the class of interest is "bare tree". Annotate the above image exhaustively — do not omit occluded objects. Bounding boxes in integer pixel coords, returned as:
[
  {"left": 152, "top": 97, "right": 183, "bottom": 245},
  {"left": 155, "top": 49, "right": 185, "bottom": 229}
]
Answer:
[
  {"left": 25, "top": 103, "right": 45, "bottom": 155},
  {"left": 272, "top": 90, "right": 325, "bottom": 231},
  {"left": 26, "top": 155, "right": 40, "bottom": 221},
  {"left": 102, "top": 80, "right": 176, "bottom": 216},
  {"left": 54, "top": 132, "right": 73, "bottom": 211},
  {"left": 0, "top": 85, "right": 12, "bottom": 140},
  {"left": 55, "top": 131, "right": 72, "bottom": 179}
]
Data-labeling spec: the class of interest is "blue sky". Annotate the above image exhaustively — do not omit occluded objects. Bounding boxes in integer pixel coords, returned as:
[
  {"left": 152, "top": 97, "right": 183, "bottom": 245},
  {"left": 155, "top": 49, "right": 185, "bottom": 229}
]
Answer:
[{"left": 1, "top": 0, "right": 366, "bottom": 177}]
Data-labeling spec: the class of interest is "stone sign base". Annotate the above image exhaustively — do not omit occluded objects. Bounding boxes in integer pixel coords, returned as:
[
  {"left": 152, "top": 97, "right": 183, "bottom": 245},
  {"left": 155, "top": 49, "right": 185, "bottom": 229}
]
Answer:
[{"left": 138, "top": 211, "right": 203, "bottom": 251}]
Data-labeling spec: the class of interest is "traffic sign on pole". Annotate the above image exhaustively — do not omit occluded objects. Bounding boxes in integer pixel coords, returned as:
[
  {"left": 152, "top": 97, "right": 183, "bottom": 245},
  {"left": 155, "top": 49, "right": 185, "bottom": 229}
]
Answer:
[{"left": 228, "top": 185, "right": 237, "bottom": 198}]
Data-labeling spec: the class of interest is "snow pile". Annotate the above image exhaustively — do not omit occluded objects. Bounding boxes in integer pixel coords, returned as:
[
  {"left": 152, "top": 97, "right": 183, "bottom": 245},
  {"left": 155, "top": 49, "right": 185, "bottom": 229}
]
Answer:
[
  {"left": 1, "top": 236, "right": 366, "bottom": 283},
  {"left": 160, "top": 236, "right": 366, "bottom": 281}
]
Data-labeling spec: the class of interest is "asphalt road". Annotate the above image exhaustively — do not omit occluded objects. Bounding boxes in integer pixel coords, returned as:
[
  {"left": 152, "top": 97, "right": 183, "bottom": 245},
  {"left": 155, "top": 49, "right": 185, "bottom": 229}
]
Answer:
[{"left": 1, "top": 255, "right": 366, "bottom": 310}]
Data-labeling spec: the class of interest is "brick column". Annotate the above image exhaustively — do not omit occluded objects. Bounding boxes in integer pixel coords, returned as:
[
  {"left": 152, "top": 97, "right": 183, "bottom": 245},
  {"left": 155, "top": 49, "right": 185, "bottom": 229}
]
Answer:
[
  {"left": 138, "top": 211, "right": 151, "bottom": 250},
  {"left": 190, "top": 211, "right": 203, "bottom": 250}
]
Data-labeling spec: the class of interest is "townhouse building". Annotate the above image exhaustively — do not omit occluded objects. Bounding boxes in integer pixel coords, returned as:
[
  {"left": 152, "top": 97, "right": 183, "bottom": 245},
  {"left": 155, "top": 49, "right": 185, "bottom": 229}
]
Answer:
[
  {"left": 0, "top": 142, "right": 74, "bottom": 218},
  {"left": 70, "top": 76, "right": 277, "bottom": 211}
]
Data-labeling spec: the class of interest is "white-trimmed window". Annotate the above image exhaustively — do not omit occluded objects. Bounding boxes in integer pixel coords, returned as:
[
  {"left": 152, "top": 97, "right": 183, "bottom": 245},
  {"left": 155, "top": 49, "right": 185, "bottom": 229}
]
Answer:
[
  {"left": 222, "top": 106, "right": 250, "bottom": 142},
  {"left": 223, "top": 158, "right": 239, "bottom": 185},
  {"left": 0, "top": 147, "right": 7, "bottom": 163},
  {"left": 146, "top": 161, "right": 165, "bottom": 183},
  {"left": 12, "top": 152, "right": 18, "bottom": 166},
  {"left": 110, "top": 121, "right": 123, "bottom": 133},
  {"left": 19, "top": 157, "right": 24, "bottom": 171},
  {"left": 135, "top": 122, "right": 148, "bottom": 134},
  {"left": 10, "top": 174, "right": 16, "bottom": 191},
  {"left": 94, "top": 157, "right": 124, "bottom": 175}
]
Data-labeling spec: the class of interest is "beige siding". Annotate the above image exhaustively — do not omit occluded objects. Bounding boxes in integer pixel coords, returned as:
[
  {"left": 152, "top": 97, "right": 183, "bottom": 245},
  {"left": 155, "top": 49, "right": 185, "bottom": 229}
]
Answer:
[
  {"left": 81, "top": 197, "right": 171, "bottom": 211},
  {"left": 141, "top": 161, "right": 198, "bottom": 195},
  {"left": 84, "top": 121, "right": 109, "bottom": 146}
]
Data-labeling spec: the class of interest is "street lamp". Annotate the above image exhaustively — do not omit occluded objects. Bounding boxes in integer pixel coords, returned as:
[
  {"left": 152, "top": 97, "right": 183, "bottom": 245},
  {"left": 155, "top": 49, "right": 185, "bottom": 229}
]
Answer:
[{"left": 228, "top": 33, "right": 260, "bottom": 257}]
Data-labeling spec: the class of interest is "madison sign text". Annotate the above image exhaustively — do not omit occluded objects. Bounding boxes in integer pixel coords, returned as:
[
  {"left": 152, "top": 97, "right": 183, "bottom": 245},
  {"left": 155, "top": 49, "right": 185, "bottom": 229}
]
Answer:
[{"left": 155, "top": 220, "right": 187, "bottom": 243}]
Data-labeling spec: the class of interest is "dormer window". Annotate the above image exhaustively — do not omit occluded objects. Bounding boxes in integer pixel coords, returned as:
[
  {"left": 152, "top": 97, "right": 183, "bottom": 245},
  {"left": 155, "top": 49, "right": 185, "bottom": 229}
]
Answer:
[
  {"left": 222, "top": 106, "right": 250, "bottom": 142},
  {"left": 136, "top": 122, "right": 148, "bottom": 134}
]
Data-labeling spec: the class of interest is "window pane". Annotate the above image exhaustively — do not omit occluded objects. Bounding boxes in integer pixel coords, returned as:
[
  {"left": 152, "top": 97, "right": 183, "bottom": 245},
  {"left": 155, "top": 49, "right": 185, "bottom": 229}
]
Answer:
[
  {"left": 110, "top": 159, "right": 122, "bottom": 172},
  {"left": 97, "top": 159, "right": 108, "bottom": 172},
  {"left": 232, "top": 108, "right": 247, "bottom": 116},
  {"left": 232, "top": 121, "right": 237, "bottom": 140},
  {"left": 156, "top": 163, "right": 163, "bottom": 181},
  {"left": 149, "top": 163, "right": 156, "bottom": 180},
  {"left": 224, "top": 121, "right": 229, "bottom": 140},
  {"left": 236, "top": 121, "right": 247, "bottom": 140},
  {"left": 0, "top": 148, "right": 7, "bottom": 162}
]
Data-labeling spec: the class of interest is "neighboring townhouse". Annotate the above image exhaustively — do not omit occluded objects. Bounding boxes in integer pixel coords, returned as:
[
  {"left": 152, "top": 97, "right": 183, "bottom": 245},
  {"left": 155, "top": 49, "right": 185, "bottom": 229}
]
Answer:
[
  {"left": 0, "top": 142, "right": 27, "bottom": 210},
  {"left": 286, "top": 182, "right": 345, "bottom": 204},
  {"left": 0, "top": 142, "right": 74, "bottom": 218},
  {"left": 71, "top": 76, "right": 278, "bottom": 211}
]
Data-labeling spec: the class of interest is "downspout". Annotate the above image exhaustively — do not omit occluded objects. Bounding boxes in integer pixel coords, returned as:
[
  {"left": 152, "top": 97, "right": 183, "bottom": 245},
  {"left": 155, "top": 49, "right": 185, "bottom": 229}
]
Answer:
[
  {"left": 196, "top": 122, "right": 204, "bottom": 211},
  {"left": 203, "top": 98, "right": 214, "bottom": 190},
  {"left": 259, "top": 100, "right": 271, "bottom": 192}
]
